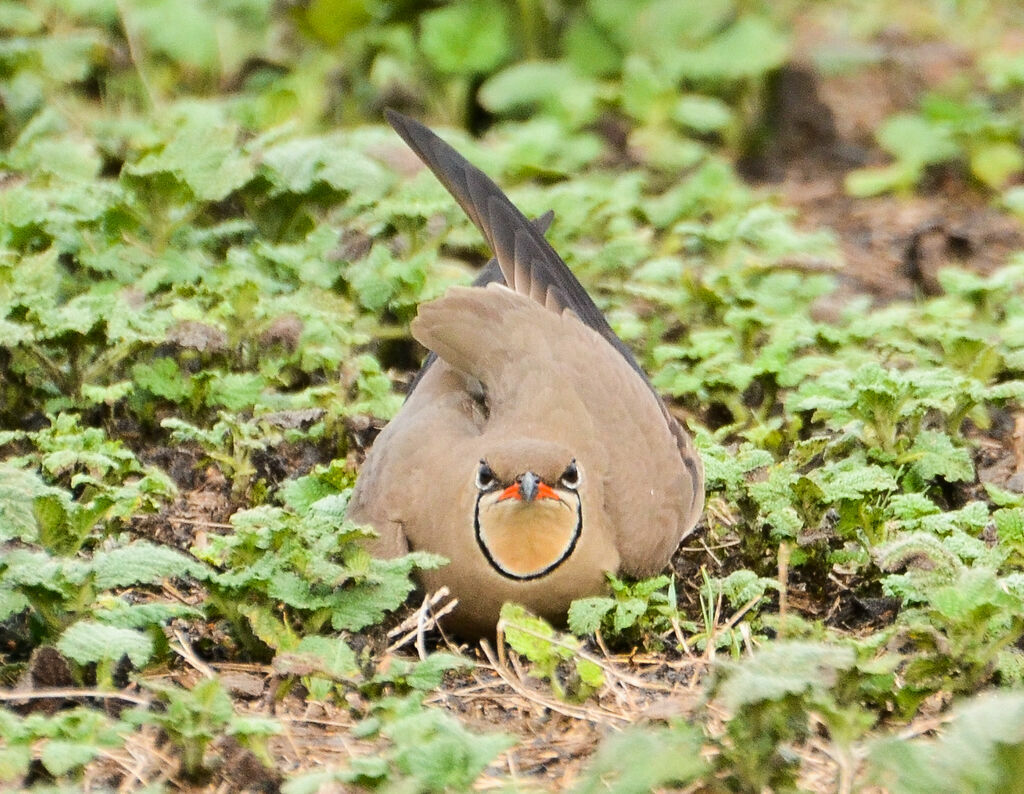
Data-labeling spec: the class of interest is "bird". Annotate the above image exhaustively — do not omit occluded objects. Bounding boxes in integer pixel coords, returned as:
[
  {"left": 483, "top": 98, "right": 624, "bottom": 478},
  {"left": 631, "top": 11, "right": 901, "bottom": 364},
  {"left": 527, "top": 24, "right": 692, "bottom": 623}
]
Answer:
[{"left": 348, "top": 110, "right": 704, "bottom": 637}]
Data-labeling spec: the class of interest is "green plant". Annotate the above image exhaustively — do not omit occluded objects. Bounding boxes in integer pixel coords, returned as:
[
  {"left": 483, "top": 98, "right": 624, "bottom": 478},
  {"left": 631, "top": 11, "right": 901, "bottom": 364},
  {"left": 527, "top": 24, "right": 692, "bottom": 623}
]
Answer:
[
  {"left": 0, "top": 706, "right": 129, "bottom": 785},
  {"left": 708, "top": 641, "right": 869, "bottom": 791},
  {"left": 847, "top": 95, "right": 1024, "bottom": 196},
  {"left": 868, "top": 691, "right": 1024, "bottom": 793},
  {"left": 283, "top": 693, "right": 513, "bottom": 793},
  {"left": 499, "top": 603, "right": 604, "bottom": 702},
  {"left": 194, "top": 464, "right": 444, "bottom": 657},
  {"left": 568, "top": 573, "right": 682, "bottom": 646},
  {"left": 128, "top": 677, "right": 279, "bottom": 780}
]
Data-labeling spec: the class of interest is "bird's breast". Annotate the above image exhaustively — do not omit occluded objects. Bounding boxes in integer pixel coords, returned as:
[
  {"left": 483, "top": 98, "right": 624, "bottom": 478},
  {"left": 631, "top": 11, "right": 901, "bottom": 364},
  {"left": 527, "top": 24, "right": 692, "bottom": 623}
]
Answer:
[{"left": 475, "top": 495, "right": 581, "bottom": 580}]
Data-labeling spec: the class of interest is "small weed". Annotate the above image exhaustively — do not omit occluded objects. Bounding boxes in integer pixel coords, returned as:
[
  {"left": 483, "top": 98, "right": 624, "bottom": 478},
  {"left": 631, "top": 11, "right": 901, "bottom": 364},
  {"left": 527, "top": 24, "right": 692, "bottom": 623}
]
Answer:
[
  {"left": 128, "top": 678, "right": 279, "bottom": 781},
  {"left": 194, "top": 464, "right": 444, "bottom": 657},
  {"left": 499, "top": 603, "right": 605, "bottom": 702}
]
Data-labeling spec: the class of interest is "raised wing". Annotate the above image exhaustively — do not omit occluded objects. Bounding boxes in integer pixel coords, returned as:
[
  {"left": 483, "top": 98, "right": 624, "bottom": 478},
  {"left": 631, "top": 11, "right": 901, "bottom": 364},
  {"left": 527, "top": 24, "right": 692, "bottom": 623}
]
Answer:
[{"left": 384, "top": 109, "right": 649, "bottom": 384}]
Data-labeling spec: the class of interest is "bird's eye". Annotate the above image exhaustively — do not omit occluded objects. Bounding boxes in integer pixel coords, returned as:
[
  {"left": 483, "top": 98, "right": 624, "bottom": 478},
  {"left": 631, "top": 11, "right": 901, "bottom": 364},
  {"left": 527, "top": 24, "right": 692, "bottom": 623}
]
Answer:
[
  {"left": 559, "top": 459, "right": 580, "bottom": 490},
  {"left": 475, "top": 461, "right": 498, "bottom": 491}
]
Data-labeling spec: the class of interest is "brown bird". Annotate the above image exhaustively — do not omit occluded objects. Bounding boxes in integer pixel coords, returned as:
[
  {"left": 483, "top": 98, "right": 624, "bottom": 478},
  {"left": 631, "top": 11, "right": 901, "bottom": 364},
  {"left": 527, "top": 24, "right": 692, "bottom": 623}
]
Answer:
[{"left": 348, "top": 110, "right": 704, "bottom": 637}]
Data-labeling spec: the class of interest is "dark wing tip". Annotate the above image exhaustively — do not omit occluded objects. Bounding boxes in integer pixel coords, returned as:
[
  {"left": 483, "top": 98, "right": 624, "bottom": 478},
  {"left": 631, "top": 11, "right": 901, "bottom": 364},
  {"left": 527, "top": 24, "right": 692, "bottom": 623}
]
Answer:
[
  {"left": 383, "top": 109, "right": 653, "bottom": 388},
  {"left": 384, "top": 108, "right": 424, "bottom": 150}
]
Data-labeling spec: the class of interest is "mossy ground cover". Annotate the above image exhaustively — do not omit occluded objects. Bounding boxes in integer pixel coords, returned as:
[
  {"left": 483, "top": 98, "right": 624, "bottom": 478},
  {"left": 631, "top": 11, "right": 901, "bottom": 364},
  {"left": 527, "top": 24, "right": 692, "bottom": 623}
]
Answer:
[{"left": 2, "top": 1, "right": 1024, "bottom": 790}]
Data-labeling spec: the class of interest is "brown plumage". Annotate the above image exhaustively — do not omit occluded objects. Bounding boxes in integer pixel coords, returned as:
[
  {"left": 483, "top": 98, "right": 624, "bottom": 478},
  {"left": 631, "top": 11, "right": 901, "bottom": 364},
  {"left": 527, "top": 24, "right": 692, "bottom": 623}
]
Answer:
[{"left": 348, "top": 111, "right": 704, "bottom": 636}]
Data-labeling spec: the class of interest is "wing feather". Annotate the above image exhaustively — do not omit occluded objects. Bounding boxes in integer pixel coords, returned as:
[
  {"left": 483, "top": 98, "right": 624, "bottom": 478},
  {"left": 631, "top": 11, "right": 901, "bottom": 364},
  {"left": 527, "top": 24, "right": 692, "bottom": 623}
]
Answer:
[{"left": 384, "top": 109, "right": 649, "bottom": 384}]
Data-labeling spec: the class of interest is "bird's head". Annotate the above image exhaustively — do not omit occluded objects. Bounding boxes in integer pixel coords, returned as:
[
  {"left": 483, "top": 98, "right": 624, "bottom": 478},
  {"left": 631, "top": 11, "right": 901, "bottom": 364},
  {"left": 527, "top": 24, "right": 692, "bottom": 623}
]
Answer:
[{"left": 471, "top": 440, "right": 584, "bottom": 580}]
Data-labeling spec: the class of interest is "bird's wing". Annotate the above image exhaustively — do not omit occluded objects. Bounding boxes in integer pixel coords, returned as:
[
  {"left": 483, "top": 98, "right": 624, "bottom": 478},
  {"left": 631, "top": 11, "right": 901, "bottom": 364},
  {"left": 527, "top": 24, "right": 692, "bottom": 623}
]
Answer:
[
  {"left": 412, "top": 284, "right": 704, "bottom": 570},
  {"left": 407, "top": 212, "right": 553, "bottom": 396},
  {"left": 384, "top": 109, "right": 650, "bottom": 385}
]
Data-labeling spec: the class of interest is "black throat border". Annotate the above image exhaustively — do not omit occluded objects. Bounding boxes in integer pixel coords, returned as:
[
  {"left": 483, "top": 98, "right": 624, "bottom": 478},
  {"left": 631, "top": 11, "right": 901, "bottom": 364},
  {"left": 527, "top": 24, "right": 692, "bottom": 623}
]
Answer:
[{"left": 473, "top": 492, "right": 583, "bottom": 581}]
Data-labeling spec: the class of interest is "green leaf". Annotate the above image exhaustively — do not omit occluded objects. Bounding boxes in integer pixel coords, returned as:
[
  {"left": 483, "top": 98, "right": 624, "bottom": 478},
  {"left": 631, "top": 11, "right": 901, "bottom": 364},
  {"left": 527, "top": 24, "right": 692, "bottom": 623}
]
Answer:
[
  {"left": 575, "top": 724, "right": 707, "bottom": 793},
  {"left": 280, "top": 469, "right": 345, "bottom": 514},
  {"left": 259, "top": 135, "right": 391, "bottom": 199},
  {"left": 383, "top": 707, "right": 515, "bottom": 790},
  {"left": 0, "top": 464, "right": 61, "bottom": 542},
  {"left": 126, "top": 107, "right": 253, "bottom": 201},
  {"left": 809, "top": 459, "right": 897, "bottom": 502},
  {"left": 329, "top": 552, "right": 445, "bottom": 631},
  {"left": 907, "top": 430, "right": 974, "bottom": 483},
  {"left": 564, "top": 13, "right": 621, "bottom": 77},
  {"left": 206, "top": 372, "right": 268, "bottom": 410},
  {"left": 125, "top": 0, "right": 219, "bottom": 71},
  {"left": 672, "top": 94, "right": 734, "bottom": 133},
  {"left": 57, "top": 621, "right": 154, "bottom": 666},
  {"left": 405, "top": 653, "right": 472, "bottom": 691},
  {"left": 133, "top": 358, "right": 189, "bottom": 401},
  {"left": 238, "top": 602, "right": 295, "bottom": 651},
  {"left": 500, "top": 603, "right": 563, "bottom": 665},
  {"left": 479, "top": 61, "right": 588, "bottom": 117},
  {"left": 0, "top": 588, "right": 30, "bottom": 621},
  {"left": 667, "top": 17, "right": 789, "bottom": 83},
  {"left": 301, "top": 0, "right": 371, "bottom": 45},
  {"left": 226, "top": 715, "right": 281, "bottom": 738},
  {"left": 91, "top": 541, "right": 207, "bottom": 589},
  {"left": 500, "top": 603, "right": 603, "bottom": 699},
  {"left": 567, "top": 596, "right": 616, "bottom": 635},
  {"left": 877, "top": 113, "right": 960, "bottom": 166},
  {"left": 845, "top": 161, "right": 921, "bottom": 197},
  {"left": 970, "top": 141, "right": 1023, "bottom": 188},
  {"left": 869, "top": 691, "right": 1024, "bottom": 793},
  {"left": 93, "top": 601, "right": 203, "bottom": 629},
  {"left": 704, "top": 570, "right": 779, "bottom": 610},
  {"left": 419, "top": 0, "right": 510, "bottom": 75},
  {"left": 290, "top": 635, "right": 360, "bottom": 679},
  {"left": 40, "top": 739, "right": 103, "bottom": 776},
  {"left": 0, "top": 744, "right": 32, "bottom": 784},
  {"left": 281, "top": 762, "right": 388, "bottom": 794},
  {"left": 715, "top": 641, "right": 856, "bottom": 711}
]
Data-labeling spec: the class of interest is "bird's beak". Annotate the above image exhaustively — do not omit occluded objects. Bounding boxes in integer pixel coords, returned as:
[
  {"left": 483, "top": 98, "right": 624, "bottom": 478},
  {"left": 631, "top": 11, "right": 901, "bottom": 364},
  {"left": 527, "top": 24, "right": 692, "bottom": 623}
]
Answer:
[{"left": 497, "top": 472, "right": 561, "bottom": 503}]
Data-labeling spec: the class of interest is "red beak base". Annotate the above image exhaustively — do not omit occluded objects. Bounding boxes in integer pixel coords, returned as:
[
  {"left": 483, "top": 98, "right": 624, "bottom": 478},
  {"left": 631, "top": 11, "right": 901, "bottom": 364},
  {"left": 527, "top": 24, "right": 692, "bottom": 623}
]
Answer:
[{"left": 496, "top": 481, "right": 561, "bottom": 502}]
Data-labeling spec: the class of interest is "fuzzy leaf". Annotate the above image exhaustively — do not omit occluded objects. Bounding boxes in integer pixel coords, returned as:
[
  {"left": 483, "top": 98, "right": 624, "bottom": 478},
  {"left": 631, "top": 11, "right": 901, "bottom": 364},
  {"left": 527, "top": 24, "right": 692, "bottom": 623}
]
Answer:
[
  {"left": 126, "top": 109, "right": 253, "bottom": 200},
  {"left": 405, "top": 653, "right": 472, "bottom": 691},
  {"left": 0, "top": 465, "right": 59, "bottom": 542},
  {"left": 328, "top": 552, "right": 444, "bottom": 631},
  {"left": 383, "top": 708, "right": 515, "bottom": 790},
  {"left": 91, "top": 542, "right": 207, "bottom": 589},
  {"left": 667, "top": 17, "right": 788, "bottom": 83},
  {"left": 93, "top": 602, "right": 203, "bottom": 629},
  {"left": 290, "top": 635, "right": 360, "bottom": 679},
  {"left": 0, "top": 744, "right": 31, "bottom": 783},
  {"left": 869, "top": 691, "right": 1024, "bottom": 793},
  {"left": 575, "top": 724, "right": 707, "bottom": 792},
  {"left": 810, "top": 459, "right": 897, "bottom": 502},
  {"left": 908, "top": 430, "right": 974, "bottom": 483},
  {"left": 716, "top": 641, "right": 856, "bottom": 711},
  {"left": 970, "top": 141, "right": 1023, "bottom": 188},
  {"left": 0, "top": 588, "right": 30, "bottom": 621},
  {"left": 57, "top": 621, "right": 154, "bottom": 666},
  {"left": 40, "top": 739, "right": 103, "bottom": 776},
  {"left": 567, "top": 597, "right": 616, "bottom": 635}
]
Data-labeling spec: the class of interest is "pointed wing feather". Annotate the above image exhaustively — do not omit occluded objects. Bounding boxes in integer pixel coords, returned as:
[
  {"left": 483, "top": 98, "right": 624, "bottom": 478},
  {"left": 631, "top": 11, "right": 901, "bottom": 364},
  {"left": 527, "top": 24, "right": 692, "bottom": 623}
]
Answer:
[
  {"left": 384, "top": 109, "right": 648, "bottom": 383},
  {"left": 406, "top": 213, "right": 552, "bottom": 396}
]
